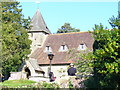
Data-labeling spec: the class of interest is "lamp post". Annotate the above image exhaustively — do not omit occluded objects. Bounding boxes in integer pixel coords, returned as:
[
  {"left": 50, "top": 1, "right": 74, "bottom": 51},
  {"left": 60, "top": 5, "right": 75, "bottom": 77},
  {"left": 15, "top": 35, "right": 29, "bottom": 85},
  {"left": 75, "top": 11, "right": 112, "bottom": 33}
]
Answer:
[{"left": 48, "top": 52, "right": 54, "bottom": 72}]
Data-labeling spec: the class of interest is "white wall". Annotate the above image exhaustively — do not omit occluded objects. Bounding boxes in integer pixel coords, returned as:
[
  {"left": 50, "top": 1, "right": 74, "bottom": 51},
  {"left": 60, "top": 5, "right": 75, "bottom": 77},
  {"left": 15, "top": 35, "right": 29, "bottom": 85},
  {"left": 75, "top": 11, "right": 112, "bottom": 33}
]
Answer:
[{"left": 40, "top": 65, "right": 69, "bottom": 78}]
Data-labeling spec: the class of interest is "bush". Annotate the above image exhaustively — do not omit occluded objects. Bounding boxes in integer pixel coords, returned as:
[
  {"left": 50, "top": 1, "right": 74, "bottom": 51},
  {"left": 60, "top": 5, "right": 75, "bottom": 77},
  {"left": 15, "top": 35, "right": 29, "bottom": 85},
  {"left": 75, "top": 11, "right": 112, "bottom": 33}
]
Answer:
[
  {"left": 37, "top": 82, "right": 60, "bottom": 88},
  {"left": 69, "top": 80, "right": 73, "bottom": 88}
]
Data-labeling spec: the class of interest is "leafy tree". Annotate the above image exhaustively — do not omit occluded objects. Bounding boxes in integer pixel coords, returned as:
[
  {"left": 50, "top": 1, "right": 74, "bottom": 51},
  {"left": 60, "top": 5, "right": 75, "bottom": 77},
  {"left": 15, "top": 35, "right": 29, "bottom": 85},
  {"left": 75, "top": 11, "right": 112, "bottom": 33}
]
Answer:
[
  {"left": 0, "top": 2, "right": 2, "bottom": 75},
  {"left": 77, "top": 21, "right": 120, "bottom": 89},
  {"left": 67, "top": 48, "right": 94, "bottom": 76},
  {"left": 1, "top": 1, "right": 31, "bottom": 79},
  {"left": 75, "top": 16, "right": 120, "bottom": 89},
  {"left": 91, "top": 22, "right": 120, "bottom": 89},
  {"left": 108, "top": 16, "right": 120, "bottom": 29},
  {"left": 75, "top": 51, "right": 94, "bottom": 76},
  {"left": 57, "top": 23, "right": 80, "bottom": 33}
]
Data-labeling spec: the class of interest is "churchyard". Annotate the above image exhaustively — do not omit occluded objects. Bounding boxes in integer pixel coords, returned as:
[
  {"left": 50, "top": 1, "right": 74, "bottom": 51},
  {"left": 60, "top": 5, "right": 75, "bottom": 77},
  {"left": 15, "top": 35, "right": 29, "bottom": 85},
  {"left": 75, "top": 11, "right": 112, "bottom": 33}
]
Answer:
[{"left": 0, "top": 75, "right": 86, "bottom": 88}]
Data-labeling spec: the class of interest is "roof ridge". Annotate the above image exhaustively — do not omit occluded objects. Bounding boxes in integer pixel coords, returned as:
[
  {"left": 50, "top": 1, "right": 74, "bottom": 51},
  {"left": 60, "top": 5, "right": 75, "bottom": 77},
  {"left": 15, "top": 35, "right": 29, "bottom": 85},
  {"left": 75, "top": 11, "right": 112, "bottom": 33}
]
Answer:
[{"left": 50, "top": 31, "right": 91, "bottom": 36}]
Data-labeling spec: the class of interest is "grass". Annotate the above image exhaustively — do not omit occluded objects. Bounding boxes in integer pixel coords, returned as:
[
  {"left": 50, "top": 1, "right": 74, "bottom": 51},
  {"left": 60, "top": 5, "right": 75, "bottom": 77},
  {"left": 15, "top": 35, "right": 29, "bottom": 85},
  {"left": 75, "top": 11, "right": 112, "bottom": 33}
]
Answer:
[{"left": 0, "top": 79, "right": 36, "bottom": 88}]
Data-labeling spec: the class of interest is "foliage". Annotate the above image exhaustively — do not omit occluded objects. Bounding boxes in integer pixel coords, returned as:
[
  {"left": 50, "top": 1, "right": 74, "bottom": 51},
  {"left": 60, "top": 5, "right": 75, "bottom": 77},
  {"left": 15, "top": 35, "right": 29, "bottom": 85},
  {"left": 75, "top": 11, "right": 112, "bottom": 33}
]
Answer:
[
  {"left": 84, "top": 76, "right": 99, "bottom": 89},
  {"left": 67, "top": 48, "right": 94, "bottom": 76},
  {"left": 0, "top": 3, "right": 2, "bottom": 75},
  {"left": 91, "top": 22, "right": 120, "bottom": 89},
  {"left": 68, "top": 80, "right": 73, "bottom": 88},
  {"left": 39, "top": 82, "right": 60, "bottom": 88},
  {"left": 75, "top": 16, "right": 120, "bottom": 89},
  {"left": 92, "top": 24, "right": 119, "bottom": 74},
  {"left": 75, "top": 51, "right": 94, "bottom": 76},
  {"left": 109, "top": 16, "right": 120, "bottom": 28},
  {"left": 1, "top": 2, "right": 31, "bottom": 78},
  {"left": 57, "top": 23, "right": 80, "bottom": 33}
]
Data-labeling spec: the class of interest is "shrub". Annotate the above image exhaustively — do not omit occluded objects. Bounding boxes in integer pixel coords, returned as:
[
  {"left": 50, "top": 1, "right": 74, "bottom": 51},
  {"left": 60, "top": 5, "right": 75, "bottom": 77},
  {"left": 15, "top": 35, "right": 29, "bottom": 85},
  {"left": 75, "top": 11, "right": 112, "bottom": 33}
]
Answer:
[{"left": 37, "top": 82, "right": 60, "bottom": 88}]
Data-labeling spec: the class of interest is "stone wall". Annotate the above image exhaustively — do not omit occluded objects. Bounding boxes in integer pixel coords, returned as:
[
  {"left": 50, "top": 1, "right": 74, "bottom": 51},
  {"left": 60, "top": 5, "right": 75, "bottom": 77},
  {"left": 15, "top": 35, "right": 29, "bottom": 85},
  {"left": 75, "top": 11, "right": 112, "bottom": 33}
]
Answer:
[
  {"left": 28, "top": 32, "right": 48, "bottom": 54},
  {"left": 29, "top": 76, "right": 49, "bottom": 82},
  {"left": 55, "top": 76, "right": 85, "bottom": 88},
  {"left": 8, "top": 72, "right": 27, "bottom": 80}
]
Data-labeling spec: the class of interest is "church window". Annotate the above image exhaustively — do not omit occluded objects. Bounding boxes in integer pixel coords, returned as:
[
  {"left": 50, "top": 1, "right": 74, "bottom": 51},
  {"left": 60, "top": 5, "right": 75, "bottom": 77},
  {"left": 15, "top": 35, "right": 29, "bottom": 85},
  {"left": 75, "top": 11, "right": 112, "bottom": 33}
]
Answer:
[
  {"left": 59, "top": 45, "right": 68, "bottom": 52},
  {"left": 78, "top": 44, "right": 87, "bottom": 50}
]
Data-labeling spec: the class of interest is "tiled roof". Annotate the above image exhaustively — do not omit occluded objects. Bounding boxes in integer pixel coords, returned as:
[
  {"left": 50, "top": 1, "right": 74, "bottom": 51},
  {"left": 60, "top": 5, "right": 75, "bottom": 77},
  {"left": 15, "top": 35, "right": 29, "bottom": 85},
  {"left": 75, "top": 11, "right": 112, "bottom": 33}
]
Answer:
[
  {"left": 30, "top": 32, "right": 94, "bottom": 65},
  {"left": 29, "top": 9, "right": 51, "bottom": 34}
]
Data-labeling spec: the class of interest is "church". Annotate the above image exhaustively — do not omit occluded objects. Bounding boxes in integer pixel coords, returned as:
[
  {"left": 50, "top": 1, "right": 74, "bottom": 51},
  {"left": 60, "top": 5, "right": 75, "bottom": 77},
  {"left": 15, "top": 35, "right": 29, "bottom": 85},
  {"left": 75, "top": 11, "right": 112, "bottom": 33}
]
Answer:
[{"left": 9, "top": 9, "right": 94, "bottom": 82}]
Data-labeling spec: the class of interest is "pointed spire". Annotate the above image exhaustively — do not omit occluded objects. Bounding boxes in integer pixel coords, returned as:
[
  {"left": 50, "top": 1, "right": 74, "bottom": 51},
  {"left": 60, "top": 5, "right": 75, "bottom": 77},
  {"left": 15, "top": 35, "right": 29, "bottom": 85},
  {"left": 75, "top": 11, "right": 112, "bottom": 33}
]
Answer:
[
  {"left": 35, "top": 1, "right": 40, "bottom": 9},
  {"left": 29, "top": 9, "right": 51, "bottom": 34}
]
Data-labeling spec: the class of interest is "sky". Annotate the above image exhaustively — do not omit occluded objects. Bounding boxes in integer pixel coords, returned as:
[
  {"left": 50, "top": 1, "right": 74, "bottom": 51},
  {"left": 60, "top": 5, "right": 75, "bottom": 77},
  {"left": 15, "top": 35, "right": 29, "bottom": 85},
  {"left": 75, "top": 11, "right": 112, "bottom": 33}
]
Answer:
[{"left": 19, "top": 1, "right": 118, "bottom": 33}]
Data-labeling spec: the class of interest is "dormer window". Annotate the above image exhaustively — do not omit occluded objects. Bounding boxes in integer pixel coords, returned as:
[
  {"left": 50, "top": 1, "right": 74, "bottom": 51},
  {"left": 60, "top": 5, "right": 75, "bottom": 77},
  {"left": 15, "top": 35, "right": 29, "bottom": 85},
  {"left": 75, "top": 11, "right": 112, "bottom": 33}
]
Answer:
[
  {"left": 46, "top": 46, "right": 49, "bottom": 50},
  {"left": 62, "top": 45, "right": 65, "bottom": 50},
  {"left": 78, "top": 44, "right": 86, "bottom": 50},
  {"left": 59, "top": 45, "right": 68, "bottom": 52},
  {"left": 44, "top": 46, "right": 52, "bottom": 52}
]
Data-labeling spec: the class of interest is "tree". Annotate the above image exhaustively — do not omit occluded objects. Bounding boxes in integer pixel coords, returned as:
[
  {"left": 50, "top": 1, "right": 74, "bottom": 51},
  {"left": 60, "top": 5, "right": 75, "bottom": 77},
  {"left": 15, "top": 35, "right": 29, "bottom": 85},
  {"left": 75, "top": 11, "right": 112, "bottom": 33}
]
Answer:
[
  {"left": 66, "top": 48, "right": 94, "bottom": 76},
  {"left": 1, "top": 1, "right": 31, "bottom": 79},
  {"left": 74, "top": 16, "right": 120, "bottom": 89},
  {"left": 75, "top": 51, "right": 94, "bottom": 76},
  {"left": 57, "top": 23, "right": 80, "bottom": 33},
  {"left": 0, "top": 2, "right": 2, "bottom": 75},
  {"left": 109, "top": 16, "right": 120, "bottom": 28},
  {"left": 91, "top": 22, "right": 120, "bottom": 88}
]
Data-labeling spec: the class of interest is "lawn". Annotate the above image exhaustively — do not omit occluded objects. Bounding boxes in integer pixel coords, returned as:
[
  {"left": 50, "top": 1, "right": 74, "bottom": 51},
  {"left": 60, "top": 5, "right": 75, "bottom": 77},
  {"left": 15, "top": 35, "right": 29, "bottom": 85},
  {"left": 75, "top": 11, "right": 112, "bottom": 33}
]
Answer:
[
  {"left": 0, "top": 79, "right": 36, "bottom": 88},
  {"left": 0, "top": 79, "right": 60, "bottom": 88}
]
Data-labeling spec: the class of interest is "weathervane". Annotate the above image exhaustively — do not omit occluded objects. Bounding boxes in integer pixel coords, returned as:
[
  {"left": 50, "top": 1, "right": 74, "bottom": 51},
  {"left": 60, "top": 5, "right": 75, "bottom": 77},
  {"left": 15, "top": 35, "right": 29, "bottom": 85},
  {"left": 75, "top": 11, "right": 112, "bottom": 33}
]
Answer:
[{"left": 35, "top": 0, "right": 40, "bottom": 9}]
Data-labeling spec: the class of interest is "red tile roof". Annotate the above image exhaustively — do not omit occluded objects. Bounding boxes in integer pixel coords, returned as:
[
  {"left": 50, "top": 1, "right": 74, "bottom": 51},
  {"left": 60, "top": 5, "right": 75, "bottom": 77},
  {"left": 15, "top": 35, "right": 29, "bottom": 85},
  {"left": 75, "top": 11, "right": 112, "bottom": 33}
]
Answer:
[{"left": 30, "top": 32, "right": 94, "bottom": 65}]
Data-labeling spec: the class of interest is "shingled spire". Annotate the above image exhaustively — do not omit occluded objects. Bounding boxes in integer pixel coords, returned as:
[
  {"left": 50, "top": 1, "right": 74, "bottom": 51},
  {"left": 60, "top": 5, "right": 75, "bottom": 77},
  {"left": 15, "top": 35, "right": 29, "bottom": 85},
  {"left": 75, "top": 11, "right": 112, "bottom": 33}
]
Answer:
[{"left": 29, "top": 9, "right": 51, "bottom": 34}]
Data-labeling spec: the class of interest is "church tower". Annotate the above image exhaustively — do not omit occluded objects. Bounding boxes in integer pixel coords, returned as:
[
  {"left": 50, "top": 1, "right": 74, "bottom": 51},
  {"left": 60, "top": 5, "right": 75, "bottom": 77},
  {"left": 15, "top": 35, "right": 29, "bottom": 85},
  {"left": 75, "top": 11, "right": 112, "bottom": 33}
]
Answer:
[{"left": 28, "top": 9, "right": 51, "bottom": 54}]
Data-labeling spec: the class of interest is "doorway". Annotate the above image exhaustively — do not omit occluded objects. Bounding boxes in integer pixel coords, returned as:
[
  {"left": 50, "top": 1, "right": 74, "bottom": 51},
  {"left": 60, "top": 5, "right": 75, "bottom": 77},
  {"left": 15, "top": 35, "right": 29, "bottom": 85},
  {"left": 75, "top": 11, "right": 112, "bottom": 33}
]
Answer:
[{"left": 25, "top": 67, "right": 31, "bottom": 79}]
